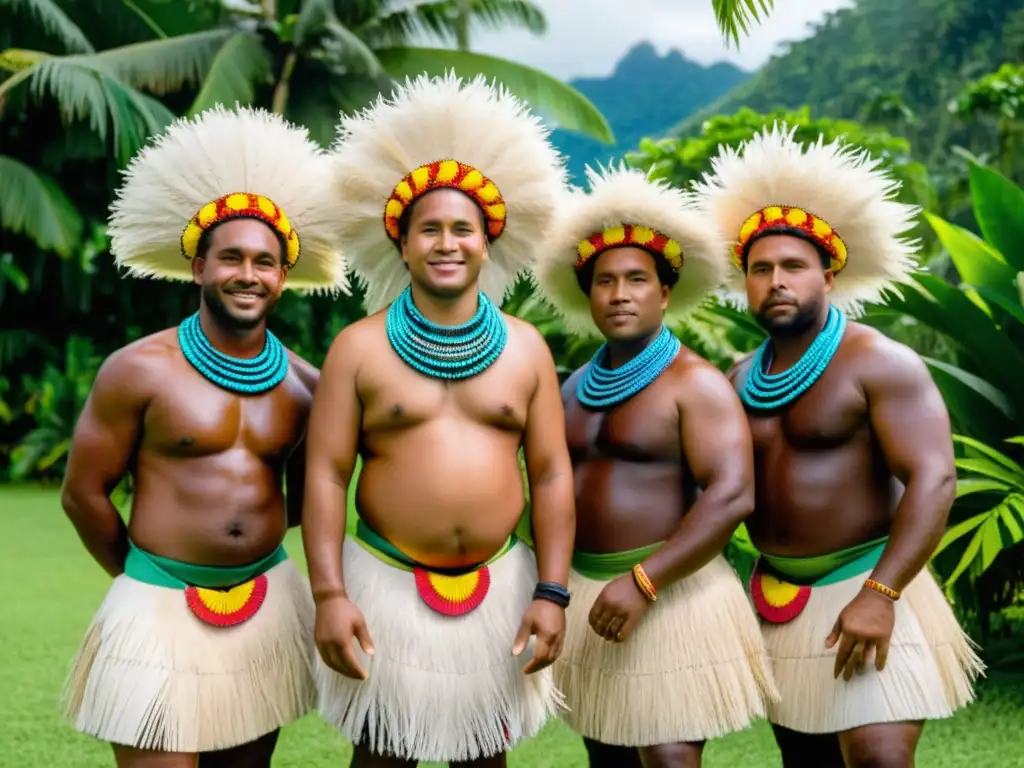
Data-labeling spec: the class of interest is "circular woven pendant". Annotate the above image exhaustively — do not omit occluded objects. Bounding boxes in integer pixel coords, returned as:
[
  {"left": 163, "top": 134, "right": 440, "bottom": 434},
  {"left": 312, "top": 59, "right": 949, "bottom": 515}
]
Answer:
[
  {"left": 185, "top": 574, "right": 268, "bottom": 627},
  {"left": 413, "top": 566, "right": 490, "bottom": 617},
  {"left": 749, "top": 561, "right": 811, "bottom": 624}
]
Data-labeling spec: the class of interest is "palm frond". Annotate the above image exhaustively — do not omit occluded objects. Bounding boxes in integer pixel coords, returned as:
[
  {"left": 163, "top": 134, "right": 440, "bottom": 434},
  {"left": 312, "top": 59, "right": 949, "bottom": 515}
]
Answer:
[
  {"left": 89, "top": 29, "right": 236, "bottom": 95},
  {"left": 3, "top": 0, "right": 94, "bottom": 54},
  {"left": 464, "top": 0, "right": 545, "bottom": 35},
  {"left": 187, "top": 32, "right": 273, "bottom": 114},
  {"left": 712, "top": 0, "right": 775, "bottom": 48},
  {"left": 374, "top": 46, "right": 613, "bottom": 143},
  {"left": 2, "top": 55, "right": 176, "bottom": 164},
  {"left": 0, "top": 155, "right": 83, "bottom": 257},
  {"left": 373, "top": 0, "right": 544, "bottom": 46},
  {"left": 296, "top": 0, "right": 382, "bottom": 77}
]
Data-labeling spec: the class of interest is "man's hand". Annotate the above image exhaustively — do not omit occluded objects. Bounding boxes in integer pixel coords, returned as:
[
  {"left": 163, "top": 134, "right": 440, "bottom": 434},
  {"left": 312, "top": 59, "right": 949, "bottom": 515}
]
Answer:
[
  {"left": 513, "top": 598, "right": 566, "bottom": 674},
  {"left": 314, "top": 595, "right": 375, "bottom": 681},
  {"left": 826, "top": 588, "right": 896, "bottom": 681},
  {"left": 588, "top": 573, "right": 650, "bottom": 643}
]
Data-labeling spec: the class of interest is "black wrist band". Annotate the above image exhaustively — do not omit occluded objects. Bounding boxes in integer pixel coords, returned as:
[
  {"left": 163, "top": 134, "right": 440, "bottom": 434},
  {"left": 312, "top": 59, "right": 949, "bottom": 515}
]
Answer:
[{"left": 533, "top": 580, "right": 571, "bottom": 608}]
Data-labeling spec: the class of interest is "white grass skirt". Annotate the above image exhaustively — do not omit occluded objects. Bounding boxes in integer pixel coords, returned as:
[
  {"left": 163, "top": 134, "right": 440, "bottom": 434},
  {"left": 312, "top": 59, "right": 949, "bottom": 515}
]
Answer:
[
  {"left": 553, "top": 554, "right": 779, "bottom": 746},
  {"left": 315, "top": 539, "right": 565, "bottom": 762},
  {"left": 62, "top": 559, "right": 316, "bottom": 753},
  {"left": 761, "top": 566, "right": 985, "bottom": 733}
]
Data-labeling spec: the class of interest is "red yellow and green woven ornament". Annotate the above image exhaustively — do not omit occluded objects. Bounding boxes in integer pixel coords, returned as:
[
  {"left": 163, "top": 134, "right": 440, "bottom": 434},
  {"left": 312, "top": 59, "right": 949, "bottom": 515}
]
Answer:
[
  {"left": 413, "top": 565, "right": 492, "bottom": 617},
  {"left": 326, "top": 72, "right": 567, "bottom": 315},
  {"left": 690, "top": 123, "right": 922, "bottom": 317},
  {"left": 107, "top": 104, "right": 348, "bottom": 294},
  {"left": 185, "top": 575, "right": 269, "bottom": 627},
  {"left": 748, "top": 562, "right": 812, "bottom": 624},
  {"left": 534, "top": 164, "right": 727, "bottom": 338}
]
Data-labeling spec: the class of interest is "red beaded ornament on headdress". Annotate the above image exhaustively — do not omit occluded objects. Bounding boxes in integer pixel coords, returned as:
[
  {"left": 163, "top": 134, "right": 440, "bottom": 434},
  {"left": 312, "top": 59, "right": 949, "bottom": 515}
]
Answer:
[
  {"left": 575, "top": 224, "right": 684, "bottom": 272},
  {"left": 383, "top": 160, "right": 507, "bottom": 243},
  {"left": 180, "top": 192, "right": 300, "bottom": 267},
  {"left": 732, "top": 205, "right": 847, "bottom": 273}
]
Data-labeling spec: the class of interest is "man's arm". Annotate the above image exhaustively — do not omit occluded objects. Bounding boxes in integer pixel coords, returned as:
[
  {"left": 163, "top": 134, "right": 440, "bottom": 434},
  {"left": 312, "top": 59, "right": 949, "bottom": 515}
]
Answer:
[
  {"left": 60, "top": 348, "right": 151, "bottom": 577},
  {"left": 285, "top": 358, "right": 320, "bottom": 528},
  {"left": 863, "top": 339, "right": 956, "bottom": 595},
  {"left": 640, "top": 363, "right": 756, "bottom": 590},
  {"left": 301, "top": 328, "right": 362, "bottom": 605},
  {"left": 521, "top": 326, "right": 575, "bottom": 589}
]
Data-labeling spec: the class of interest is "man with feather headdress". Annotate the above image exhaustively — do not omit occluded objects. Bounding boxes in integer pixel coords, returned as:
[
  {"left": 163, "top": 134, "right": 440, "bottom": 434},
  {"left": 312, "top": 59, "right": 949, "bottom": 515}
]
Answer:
[
  {"left": 691, "top": 125, "right": 984, "bottom": 767},
  {"left": 302, "top": 73, "right": 576, "bottom": 767},
  {"left": 60, "top": 104, "right": 347, "bottom": 766},
  {"left": 533, "top": 163, "right": 778, "bottom": 768}
]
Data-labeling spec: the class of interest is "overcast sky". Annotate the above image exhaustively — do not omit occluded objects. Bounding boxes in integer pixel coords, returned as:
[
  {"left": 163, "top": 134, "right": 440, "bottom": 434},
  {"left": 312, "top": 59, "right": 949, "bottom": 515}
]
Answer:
[{"left": 469, "top": 0, "right": 855, "bottom": 80}]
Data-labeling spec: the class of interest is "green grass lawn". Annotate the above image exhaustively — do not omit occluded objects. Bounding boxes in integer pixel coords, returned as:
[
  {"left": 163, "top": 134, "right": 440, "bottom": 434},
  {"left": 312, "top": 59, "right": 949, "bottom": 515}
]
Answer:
[{"left": 3, "top": 485, "right": 1024, "bottom": 767}]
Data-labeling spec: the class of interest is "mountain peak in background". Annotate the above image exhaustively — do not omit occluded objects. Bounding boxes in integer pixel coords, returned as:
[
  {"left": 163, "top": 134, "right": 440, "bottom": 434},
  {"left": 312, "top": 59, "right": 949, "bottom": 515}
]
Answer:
[{"left": 550, "top": 42, "right": 749, "bottom": 183}]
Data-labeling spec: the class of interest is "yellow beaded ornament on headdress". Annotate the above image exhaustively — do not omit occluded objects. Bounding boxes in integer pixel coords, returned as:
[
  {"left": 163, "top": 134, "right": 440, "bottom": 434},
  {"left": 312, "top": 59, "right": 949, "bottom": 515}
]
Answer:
[{"left": 180, "top": 193, "right": 300, "bottom": 267}]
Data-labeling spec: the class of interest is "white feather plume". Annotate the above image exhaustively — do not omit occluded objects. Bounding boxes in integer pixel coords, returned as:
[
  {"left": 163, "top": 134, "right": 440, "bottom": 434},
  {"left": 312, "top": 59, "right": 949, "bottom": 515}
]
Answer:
[
  {"left": 534, "top": 163, "right": 728, "bottom": 338},
  {"left": 326, "top": 72, "right": 568, "bottom": 315},
  {"left": 690, "top": 123, "right": 921, "bottom": 316},
  {"left": 108, "top": 104, "right": 348, "bottom": 295}
]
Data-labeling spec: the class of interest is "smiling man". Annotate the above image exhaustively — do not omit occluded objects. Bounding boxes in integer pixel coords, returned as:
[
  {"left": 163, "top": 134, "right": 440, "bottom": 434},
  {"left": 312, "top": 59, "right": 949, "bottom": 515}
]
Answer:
[
  {"left": 534, "top": 165, "right": 777, "bottom": 768},
  {"left": 60, "top": 105, "right": 347, "bottom": 768},
  {"left": 692, "top": 125, "right": 984, "bottom": 767},
  {"left": 303, "top": 73, "right": 575, "bottom": 767}
]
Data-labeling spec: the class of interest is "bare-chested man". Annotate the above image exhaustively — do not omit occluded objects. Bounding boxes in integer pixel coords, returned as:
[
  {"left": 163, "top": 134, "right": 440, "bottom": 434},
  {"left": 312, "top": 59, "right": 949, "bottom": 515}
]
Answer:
[
  {"left": 532, "top": 165, "right": 777, "bottom": 768},
  {"left": 302, "top": 73, "right": 575, "bottom": 767},
  {"left": 60, "top": 105, "right": 347, "bottom": 768},
  {"left": 691, "top": 125, "right": 984, "bottom": 768}
]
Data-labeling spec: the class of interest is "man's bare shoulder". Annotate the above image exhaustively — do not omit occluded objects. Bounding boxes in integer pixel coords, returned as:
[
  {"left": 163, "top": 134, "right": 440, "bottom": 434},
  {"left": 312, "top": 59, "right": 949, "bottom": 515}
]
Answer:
[
  {"left": 560, "top": 364, "right": 588, "bottom": 401},
  {"left": 284, "top": 349, "right": 320, "bottom": 397},
  {"left": 323, "top": 312, "right": 385, "bottom": 365},
  {"left": 667, "top": 347, "right": 742, "bottom": 407},
  {"left": 843, "top": 321, "right": 931, "bottom": 390},
  {"left": 87, "top": 328, "right": 179, "bottom": 407},
  {"left": 504, "top": 313, "right": 557, "bottom": 364},
  {"left": 725, "top": 349, "right": 757, "bottom": 383}
]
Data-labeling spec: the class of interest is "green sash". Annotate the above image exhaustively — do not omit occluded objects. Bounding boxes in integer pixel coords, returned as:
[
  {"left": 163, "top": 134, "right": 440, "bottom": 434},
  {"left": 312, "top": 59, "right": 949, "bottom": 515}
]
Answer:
[
  {"left": 758, "top": 536, "right": 888, "bottom": 586},
  {"left": 571, "top": 542, "right": 664, "bottom": 581},
  {"left": 124, "top": 540, "right": 288, "bottom": 590},
  {"left": 353, "top": 519, "right": 516, "bottom": 574}
]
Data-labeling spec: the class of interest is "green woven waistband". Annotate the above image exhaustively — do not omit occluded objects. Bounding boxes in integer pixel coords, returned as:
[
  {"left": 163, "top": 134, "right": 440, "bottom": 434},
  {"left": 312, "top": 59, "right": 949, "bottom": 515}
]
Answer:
[
  {"left": 124, "top": 540, "right": 288, "bottom": 590},
  {"left": 760, "top": 536, "right": 888, "bottom": 586},
  {"left": 571, "top": 542, "right": 664, "bottom": 581},
  {"left": 353, "top": 518, "right": 516, "bottom": 574}
]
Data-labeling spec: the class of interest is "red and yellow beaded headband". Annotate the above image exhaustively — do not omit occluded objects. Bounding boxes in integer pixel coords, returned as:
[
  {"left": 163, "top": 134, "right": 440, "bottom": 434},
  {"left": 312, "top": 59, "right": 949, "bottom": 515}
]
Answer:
[
  {"left": 383, "top": 160, "right": 507, "bottom": 243},
  {"left": 575, "top": 224, "right": 684, "bottom": 272},
  {"left": 732, "top": 205, "right": 847, "bottom": 273},
  {"left": 180, "top": 193, "right": 300, "bottom": 268}
]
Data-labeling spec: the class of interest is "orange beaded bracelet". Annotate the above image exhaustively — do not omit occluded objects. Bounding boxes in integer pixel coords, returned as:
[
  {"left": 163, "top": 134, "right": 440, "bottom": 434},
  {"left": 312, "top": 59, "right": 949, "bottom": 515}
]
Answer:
[
  {"left": 632, "top": 564, "right": 658, "bottom": 603},
  {"left": 864, "top": 578, "right": 900, "bottom": 601}
]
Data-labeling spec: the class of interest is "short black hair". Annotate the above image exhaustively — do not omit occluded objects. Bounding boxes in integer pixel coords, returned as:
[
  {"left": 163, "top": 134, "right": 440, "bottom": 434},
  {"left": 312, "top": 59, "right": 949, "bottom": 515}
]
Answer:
[
  {"left": 397, "top": 189, "right": 488, "bottom": 240},
  {"left": 195, "top": 217, "right": 288, "bottom": 265},
  {"left": 742, "top": 229, "right": 831, "bottom": 272},
  {"left": 575, "top": 247, "right": 681, "bottom": 295}
]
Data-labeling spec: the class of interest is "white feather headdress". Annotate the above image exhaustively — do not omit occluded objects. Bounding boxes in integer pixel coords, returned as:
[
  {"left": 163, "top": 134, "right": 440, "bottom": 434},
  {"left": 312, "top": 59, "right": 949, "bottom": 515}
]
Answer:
[
  {"left": 534, "top": 163, "right": 727, "bottom": 338},
  {"left": 108, "top": 104, "right": 348, "bottom": 294},
  {"left": 327, "top": 72, "right": 568, "bottom": 315},
  {"left": 690, "top": 123, "right": 921, "bottom": 315}
]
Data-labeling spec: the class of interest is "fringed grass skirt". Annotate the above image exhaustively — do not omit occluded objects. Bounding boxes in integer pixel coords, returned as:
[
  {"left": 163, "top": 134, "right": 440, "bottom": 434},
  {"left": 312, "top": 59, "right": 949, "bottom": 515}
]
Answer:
[
  {"left": 753, "top": 562, "right": 985, "bottom": 733},
  {"left": 315, "top": 538, "right": 564, "bottom": 763},
  {"left": 62, "top": 558, "right": 316, "bottom": 753},
  {"left": 554, "top": 554, "right": 778, "bottom": 746}
]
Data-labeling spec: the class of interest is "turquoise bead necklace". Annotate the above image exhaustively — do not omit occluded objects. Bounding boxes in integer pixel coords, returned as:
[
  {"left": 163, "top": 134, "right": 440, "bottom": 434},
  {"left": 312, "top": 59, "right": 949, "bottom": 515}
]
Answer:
[
  {"left": 386, "top": 285, "right": 508, "bottom": 380},
  {"left": 577, "top": 324, "right": 681, "bottom": 409},
  {"left": 741, "top": 304, "right": 847, "bottom": 411},
  {"left": 178, "top": 311, "right": 289, "bottom": 394}
]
